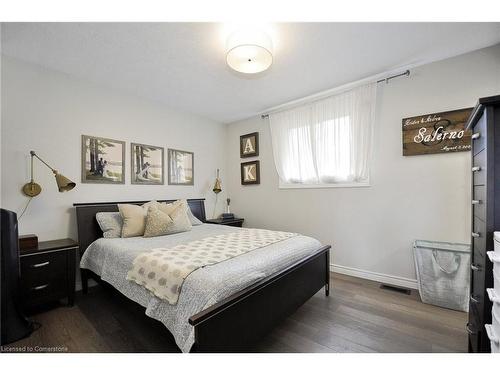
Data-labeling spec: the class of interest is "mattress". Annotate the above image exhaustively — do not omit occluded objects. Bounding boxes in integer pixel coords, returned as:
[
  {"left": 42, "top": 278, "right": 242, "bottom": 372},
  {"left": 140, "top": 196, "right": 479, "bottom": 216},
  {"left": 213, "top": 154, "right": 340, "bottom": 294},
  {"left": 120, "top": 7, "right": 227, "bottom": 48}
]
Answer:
[{"left": 80, "top": 223, "right": 323, "bottom": 352}]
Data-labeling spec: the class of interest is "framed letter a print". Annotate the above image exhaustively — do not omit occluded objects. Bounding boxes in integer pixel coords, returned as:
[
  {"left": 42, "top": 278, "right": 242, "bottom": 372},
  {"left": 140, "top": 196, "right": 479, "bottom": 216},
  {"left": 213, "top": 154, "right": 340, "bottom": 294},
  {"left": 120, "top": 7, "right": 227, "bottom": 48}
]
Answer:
[
  {"left": 240, "top": 132, "right": 259, "bottom": 158},
  {"left": 241, "top": 160, "right": 260, "bottom": 185}
]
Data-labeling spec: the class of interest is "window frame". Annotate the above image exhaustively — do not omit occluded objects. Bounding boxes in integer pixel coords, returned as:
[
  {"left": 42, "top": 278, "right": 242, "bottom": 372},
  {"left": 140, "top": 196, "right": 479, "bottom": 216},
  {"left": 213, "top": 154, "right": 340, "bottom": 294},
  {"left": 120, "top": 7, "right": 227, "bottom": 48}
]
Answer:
[{"left": 278, "top": 179, "right": 371, "bottom": 189}]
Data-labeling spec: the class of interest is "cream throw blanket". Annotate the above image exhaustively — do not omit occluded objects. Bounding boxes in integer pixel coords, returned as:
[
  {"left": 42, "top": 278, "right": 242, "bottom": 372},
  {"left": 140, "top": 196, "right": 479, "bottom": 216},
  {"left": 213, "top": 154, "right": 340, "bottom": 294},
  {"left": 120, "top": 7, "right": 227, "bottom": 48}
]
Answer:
[{"left": 127, "top": 228, "right": 297, "bottom": 304}]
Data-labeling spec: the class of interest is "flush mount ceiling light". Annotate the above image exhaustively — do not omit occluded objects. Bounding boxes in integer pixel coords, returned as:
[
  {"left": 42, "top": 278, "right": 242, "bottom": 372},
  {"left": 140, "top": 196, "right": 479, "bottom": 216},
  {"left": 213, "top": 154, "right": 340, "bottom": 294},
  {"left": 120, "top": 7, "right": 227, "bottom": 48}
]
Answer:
[{"left": 226, "top": 29, "right": 273, "bottom": 74}]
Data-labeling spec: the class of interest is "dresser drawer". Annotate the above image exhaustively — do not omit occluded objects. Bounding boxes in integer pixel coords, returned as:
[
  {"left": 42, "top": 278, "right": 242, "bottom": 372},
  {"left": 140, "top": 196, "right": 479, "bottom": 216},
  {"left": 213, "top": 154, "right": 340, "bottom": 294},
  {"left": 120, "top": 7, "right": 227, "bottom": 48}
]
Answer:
[
  {"left": 468, "top": 301, "right": 482, "bottom": 352},
  {"left": 472, "top": 218, "right": 487, "bottom": 258},
  {"left": 470, "top": 268, "right": 486, "bottom": 323},
  {"left": 472, "top": 149, "right": 486, "bottom": 186},
  {"left": 472, "top": 245, "right": 486, "bottom": 268},
  {"left": 472, "top": 185, "right": 486, "bottom": 221},
  {"left": 472, "top": 113, "right": 486, "bottom": 155}
]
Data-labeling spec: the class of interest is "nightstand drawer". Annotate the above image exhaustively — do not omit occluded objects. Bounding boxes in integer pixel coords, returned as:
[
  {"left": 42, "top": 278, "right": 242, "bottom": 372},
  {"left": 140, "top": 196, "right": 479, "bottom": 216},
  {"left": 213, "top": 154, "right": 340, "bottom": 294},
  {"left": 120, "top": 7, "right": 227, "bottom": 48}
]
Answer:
[
  {"left": 224, "top": 221, "right": 244, "bottom": 228},
  {"left": 205, "top": 218, "right": 244, "bottom": 227},
  {"left": 21, "top": 251, "right": 68, "bottom": 288},
  {"left": 22, "top": 278, "right": 68, "bottom": 306}
]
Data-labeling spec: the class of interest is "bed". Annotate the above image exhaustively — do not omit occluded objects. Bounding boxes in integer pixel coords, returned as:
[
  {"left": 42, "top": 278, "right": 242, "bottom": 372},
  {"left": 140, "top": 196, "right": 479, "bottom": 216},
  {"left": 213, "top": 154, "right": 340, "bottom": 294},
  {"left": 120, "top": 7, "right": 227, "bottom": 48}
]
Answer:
[{"left": 74, "top": 198, "right": 331, "bottom": 352}]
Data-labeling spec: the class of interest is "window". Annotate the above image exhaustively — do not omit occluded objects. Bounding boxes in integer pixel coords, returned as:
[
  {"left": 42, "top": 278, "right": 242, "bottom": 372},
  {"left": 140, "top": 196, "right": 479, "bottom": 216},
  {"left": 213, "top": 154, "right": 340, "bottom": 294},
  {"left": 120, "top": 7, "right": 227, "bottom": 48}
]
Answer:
[{"left": 269, "top": 83, "right": 377, "bottom": 188}]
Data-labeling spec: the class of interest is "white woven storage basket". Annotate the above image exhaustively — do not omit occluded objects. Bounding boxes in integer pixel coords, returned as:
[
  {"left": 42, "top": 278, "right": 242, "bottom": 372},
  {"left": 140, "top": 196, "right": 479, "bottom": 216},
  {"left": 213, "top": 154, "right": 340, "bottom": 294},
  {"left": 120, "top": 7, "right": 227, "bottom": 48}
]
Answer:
[{"left": 413, "top": 240, "right": 470, "bottom": 312}]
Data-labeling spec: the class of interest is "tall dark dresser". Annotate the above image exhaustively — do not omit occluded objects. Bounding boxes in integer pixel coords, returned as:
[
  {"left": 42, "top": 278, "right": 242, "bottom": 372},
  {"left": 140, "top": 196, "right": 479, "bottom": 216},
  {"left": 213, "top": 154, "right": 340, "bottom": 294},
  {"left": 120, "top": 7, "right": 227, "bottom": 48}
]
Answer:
[{"left": 466, "top": 94, "right": 500, "bottom": 353}]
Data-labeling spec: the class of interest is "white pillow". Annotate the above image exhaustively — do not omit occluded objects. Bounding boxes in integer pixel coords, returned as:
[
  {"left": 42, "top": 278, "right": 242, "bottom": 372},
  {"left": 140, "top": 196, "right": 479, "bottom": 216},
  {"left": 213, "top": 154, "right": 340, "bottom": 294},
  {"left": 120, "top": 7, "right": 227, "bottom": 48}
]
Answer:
[
  {"left": 96, "top": 212, "right": 123, "bottom": 238},
  {"left": 187, "top": 206, "right": 203, "bottom": 225}
]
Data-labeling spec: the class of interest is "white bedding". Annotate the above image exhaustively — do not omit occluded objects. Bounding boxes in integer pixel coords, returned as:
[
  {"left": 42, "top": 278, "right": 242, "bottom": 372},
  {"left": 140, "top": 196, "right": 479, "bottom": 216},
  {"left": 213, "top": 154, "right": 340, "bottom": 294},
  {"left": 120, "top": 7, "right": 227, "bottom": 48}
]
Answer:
[{"left": 80, "top": 224, "right": 323, "bottom": 352}]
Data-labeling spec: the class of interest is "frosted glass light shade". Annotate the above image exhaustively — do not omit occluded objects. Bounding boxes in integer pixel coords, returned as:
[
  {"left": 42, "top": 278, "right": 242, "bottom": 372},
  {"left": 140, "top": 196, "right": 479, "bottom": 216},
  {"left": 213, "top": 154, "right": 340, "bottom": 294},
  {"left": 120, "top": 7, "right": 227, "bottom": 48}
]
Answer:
[{"left": 226, "top": 30, "right": 273, "bottom": 74}]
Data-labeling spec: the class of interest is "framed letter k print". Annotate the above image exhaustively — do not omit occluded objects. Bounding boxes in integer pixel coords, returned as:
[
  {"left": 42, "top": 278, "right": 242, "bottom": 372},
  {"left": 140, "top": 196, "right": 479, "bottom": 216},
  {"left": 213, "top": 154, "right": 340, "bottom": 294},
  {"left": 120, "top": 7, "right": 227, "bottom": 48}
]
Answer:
[{"left": 241, "top": 160, "right": 260, "bottom": 185}]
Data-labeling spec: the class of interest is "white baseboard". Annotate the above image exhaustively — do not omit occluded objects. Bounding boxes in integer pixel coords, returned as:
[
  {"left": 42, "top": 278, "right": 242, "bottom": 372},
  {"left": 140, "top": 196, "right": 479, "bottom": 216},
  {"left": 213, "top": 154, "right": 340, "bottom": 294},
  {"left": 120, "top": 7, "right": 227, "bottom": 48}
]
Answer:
[{"left": 331, "top": 263, "right": 418, "bottom": 290}]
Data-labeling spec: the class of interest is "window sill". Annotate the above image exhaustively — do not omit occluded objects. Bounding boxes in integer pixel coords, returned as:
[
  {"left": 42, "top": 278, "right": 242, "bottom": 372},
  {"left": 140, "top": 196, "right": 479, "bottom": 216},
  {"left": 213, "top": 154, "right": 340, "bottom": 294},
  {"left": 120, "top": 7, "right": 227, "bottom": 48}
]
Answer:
[{"left": 278, "top": 181, "right": 371, "bottom": 189}]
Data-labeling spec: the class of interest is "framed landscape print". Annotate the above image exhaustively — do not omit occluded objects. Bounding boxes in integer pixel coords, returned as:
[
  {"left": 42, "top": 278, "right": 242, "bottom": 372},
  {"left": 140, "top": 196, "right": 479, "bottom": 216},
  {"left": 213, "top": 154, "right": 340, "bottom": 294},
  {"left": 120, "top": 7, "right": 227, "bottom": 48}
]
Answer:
[
  {"left": 131, "top": 143, "right": 164, "bottom": 185},
  {"left": 81, "top": 135, "right": 125, "bottom": 184},
  {"left": 168, "top": 148, "right": 194, "bottom": 185},
  {"left": 241, "top": 160, "right": 260, "bottom": 185},
  {"left": 240, "top": 132, "right": 259, "bottom": 158}
]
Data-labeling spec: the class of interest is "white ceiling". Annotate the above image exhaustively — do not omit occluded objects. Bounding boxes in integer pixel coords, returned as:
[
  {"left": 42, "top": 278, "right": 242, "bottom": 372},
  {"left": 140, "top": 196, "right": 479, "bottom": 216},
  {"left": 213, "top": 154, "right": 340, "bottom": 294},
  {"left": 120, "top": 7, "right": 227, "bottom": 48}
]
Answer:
[{"left": 2, "top": 22, "right": 500, "bottom": 123}]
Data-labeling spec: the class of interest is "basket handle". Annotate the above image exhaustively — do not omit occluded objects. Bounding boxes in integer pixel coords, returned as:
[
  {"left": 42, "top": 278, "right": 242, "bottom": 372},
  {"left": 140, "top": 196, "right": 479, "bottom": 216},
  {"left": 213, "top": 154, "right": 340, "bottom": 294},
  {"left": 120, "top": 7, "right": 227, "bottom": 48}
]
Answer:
[{"left": 432, "top": 250, "right": 460, "bottom": 275}]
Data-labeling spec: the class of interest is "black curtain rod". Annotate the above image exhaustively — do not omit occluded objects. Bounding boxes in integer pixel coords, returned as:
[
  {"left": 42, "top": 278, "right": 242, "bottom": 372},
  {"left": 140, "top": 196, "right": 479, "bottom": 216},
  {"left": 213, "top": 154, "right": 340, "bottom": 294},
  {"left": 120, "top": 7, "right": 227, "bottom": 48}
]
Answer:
[
  {"left": 376, "top": 69, "right": 410, "bottom": 84},
  {"left": 261, "top": 70, "right": 410, "bottom": 119}
]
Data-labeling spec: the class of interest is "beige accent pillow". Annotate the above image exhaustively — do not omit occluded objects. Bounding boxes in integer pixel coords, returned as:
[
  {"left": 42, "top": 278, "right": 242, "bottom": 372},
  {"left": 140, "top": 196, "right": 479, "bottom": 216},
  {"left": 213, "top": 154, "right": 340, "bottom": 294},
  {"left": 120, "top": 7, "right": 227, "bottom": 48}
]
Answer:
[
  {"left": 143, "top": 206, "right": 174, "bottom": 237},
  {"left": 118, "top": 201, "right": 158, "bottom": 238},
  {"left": 156, "top": 200, "right": 183, "bottom": 215},
  {"left": 143, "top": 202, "right": 192, "bottom": 238}
]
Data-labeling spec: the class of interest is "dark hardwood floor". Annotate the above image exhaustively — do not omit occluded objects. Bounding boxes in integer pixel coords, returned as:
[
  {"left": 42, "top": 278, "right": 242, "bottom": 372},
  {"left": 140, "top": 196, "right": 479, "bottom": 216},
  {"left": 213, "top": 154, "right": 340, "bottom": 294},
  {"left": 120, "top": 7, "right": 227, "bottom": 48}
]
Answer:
[{"left": 3, "top": 273, "right": 467, "bottom": 353}]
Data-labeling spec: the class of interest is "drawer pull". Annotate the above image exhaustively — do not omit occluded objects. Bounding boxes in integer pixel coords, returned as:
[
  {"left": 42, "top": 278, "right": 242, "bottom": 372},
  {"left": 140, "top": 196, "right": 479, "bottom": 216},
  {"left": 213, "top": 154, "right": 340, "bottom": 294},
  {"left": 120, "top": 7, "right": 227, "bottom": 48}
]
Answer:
[
  {"left": 486, "top": 288, "right": 500, "bottom": 304},
  {"left": 471, "top": 263, "right": 481, "bottom": 271},
  {"left": 485, "top": 325, "right": 499, "bottom": 344},
  {"left": 472, "top": 166, "right": 482, "bottom": 172},
  {"left": 471, "top": 200, "right": 481, "bottom": 205},
  {"left": 32, "top": 283, "right": 49, "bottom": 291},
  {"left": 470, "top": 295, "right": 480, "bottom": 304},
  {"left": 471, "top": 132, "right": 481, "bottom": 140},
  {"left": 31, "top": 261, "right": 50, "bottom": 268},
  {"left": 487, "top": 251, "right": 500, "bottom": 263},
  {"left": 471, "top": 232, "right": 480, "bottom": 238},
  {"left": 466, "top": 322, "right": 476, "bottom": 335}
]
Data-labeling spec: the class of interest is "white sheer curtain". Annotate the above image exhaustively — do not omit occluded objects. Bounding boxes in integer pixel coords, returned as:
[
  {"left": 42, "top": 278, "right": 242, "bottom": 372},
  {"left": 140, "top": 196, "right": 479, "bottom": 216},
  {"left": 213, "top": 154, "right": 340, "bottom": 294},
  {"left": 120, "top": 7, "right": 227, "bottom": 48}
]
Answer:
[{"left": 269, "top": 83, "right": 377, "bottom": 186}]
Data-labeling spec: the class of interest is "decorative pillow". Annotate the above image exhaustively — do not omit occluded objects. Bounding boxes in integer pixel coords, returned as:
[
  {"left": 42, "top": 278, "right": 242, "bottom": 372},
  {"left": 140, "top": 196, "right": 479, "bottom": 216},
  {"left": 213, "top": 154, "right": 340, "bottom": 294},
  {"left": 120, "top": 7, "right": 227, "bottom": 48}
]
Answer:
[
  {"left": 156, "top": 200, "right": 183, "bottom": 216},
  {"left": 96, "top": 212, "right": 123, "bottom": 238},
  {"left": 118, "top": 201, "right": 157, "bottom": 238},
  {"left": 156, "top": 199, "right": 203, "bottom": 225},
  {"left": 143, "top": 202, "right": 192, "bottom": 238},
  {"left": 143, "top": 206, "right": 174, "bottom": 237},
  {"left": 168, "top": 202, "right": 193, "bottom": 232}
]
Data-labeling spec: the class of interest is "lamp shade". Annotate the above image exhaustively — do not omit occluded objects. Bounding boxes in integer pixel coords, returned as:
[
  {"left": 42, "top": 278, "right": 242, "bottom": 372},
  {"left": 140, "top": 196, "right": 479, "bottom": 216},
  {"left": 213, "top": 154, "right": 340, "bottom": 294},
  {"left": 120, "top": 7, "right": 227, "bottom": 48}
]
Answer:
[
  {"left": 213, "top": 178, "right": 222, "bottom": 194},
  {"left": 54, "top": 173, "right": 76, "bottom": 192},
  {"left": 212, "top": 168, "right": 222, "bottom": 194},
  {"left": 226, "top": 30, "right": 273, "bottom": 74}
]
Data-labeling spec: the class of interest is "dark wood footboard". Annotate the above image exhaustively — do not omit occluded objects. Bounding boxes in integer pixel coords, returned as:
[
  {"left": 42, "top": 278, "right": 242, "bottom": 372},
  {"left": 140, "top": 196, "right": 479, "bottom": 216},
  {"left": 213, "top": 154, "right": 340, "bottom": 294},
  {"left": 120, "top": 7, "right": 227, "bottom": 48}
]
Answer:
[{"left": 189, "top": 245, "right": 331, "bottom": 352}]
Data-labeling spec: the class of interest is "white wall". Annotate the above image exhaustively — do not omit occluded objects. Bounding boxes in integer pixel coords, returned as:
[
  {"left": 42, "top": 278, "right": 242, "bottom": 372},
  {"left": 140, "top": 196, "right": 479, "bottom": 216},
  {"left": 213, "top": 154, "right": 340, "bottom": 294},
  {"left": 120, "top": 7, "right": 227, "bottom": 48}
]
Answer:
[
  {"left": 1, "top": 57, "right": 227, "bottom": 241},
  {"left": 2, "top": 44, "right": 500, "bottom": 289},
  {"left": 226, "top": 44, "right": 500, "bottom": 287}
]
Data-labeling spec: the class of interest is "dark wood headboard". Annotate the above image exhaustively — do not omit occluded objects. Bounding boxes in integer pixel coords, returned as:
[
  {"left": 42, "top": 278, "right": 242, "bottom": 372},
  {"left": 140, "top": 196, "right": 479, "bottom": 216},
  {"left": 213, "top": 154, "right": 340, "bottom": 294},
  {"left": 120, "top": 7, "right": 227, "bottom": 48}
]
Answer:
[{"left": 73, "top": 199, "right": 206, "bottom": 256}]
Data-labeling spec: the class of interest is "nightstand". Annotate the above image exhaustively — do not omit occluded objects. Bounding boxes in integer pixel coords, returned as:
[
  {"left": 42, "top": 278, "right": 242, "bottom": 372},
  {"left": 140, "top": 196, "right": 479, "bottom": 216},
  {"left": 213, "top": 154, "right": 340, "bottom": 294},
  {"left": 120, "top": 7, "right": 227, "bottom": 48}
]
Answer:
[
  {"left": 19, "top": 238, "right": 78, "bottom": 308},
  {"left": 205, "top": 217, "right": 244, "bottom": 228}
]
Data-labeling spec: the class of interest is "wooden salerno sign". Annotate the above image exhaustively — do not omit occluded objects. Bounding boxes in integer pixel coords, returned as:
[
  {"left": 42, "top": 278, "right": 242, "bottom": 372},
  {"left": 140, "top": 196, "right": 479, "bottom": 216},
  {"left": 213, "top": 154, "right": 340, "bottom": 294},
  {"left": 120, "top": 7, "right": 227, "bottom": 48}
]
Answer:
[{"left": 402, "top": 108, "right": 473, "bottom": 156}]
